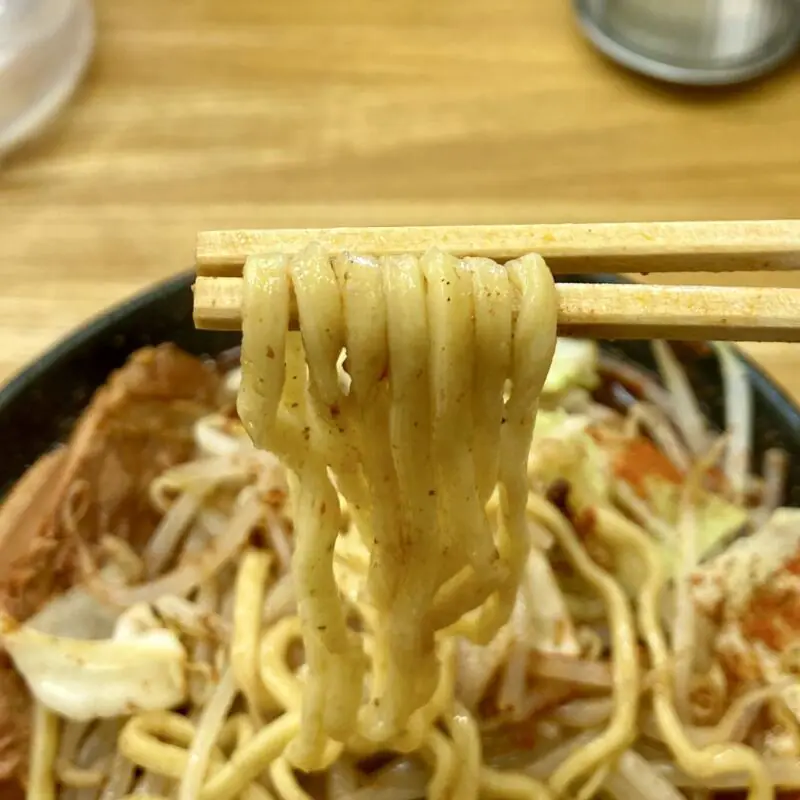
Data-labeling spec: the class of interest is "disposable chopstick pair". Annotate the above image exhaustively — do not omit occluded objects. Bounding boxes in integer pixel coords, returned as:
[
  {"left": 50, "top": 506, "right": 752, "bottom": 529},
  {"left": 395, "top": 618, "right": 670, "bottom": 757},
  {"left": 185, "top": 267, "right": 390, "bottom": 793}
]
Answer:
[{"left": 192, "top": 220, "right": 800, "bottom": 342}]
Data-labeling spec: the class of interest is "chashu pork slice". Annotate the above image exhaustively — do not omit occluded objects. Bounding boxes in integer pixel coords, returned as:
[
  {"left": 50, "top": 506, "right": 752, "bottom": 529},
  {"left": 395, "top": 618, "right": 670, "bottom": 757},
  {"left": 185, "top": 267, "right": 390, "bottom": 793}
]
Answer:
[{"left": 0, "top": 344, "right": 220, "bottom": 789}]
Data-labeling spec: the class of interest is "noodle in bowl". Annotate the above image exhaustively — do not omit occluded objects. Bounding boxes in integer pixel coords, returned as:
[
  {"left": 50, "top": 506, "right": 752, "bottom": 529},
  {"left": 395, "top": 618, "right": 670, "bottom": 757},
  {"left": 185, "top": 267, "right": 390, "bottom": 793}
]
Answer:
[{"left": 0, "top": 259, "right": 799, "bottom": 800}]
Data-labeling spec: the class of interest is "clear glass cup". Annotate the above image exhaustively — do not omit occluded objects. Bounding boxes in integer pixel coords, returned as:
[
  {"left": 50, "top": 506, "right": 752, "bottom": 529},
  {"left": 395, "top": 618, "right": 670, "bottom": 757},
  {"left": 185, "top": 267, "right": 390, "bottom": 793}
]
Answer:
[{"left": 0, "top": 0, "right": 95, "bottom": 158}]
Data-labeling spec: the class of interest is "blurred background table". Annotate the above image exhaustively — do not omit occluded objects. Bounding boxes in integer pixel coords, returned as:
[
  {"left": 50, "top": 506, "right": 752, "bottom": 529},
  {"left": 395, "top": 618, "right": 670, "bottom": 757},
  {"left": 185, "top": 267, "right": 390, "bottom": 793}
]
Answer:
[{"left": 2, "top": 0, "right": 800, "bottom": 392}]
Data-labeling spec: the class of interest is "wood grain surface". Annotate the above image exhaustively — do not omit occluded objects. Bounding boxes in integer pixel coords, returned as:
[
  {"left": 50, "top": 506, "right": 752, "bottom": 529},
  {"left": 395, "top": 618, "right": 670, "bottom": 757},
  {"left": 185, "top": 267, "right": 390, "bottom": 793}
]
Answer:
[{"left": 2, "top": 1, "right": 800, "bottom": 395}]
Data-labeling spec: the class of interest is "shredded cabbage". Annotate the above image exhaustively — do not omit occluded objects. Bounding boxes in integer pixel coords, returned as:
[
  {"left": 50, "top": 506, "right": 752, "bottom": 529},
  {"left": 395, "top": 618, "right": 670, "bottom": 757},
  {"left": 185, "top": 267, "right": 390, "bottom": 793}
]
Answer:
[
  {"left": 542, "top": 340, "right": 599, "bottom": 397},
  {"left": 28, "top": 584, "right": 118, "bottom": 641},
  {"left": 528, "top": 410, "right": 611, "bottom": 510},
  {"left": 646, "top": 478, "right": 747, "bottom": 575},
  {"left": 0, "top": 603, "right": 187, "bottom": 721}
]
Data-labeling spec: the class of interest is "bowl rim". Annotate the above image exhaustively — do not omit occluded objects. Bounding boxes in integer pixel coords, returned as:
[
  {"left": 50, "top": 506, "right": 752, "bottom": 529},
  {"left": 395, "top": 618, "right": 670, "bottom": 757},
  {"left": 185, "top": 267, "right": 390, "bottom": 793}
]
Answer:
[
  {"left": 0, "top": 270, "right": 193, "bottom": 406},
  {"left": 2, "top": 269, "right": 800, "bottom": 490}
]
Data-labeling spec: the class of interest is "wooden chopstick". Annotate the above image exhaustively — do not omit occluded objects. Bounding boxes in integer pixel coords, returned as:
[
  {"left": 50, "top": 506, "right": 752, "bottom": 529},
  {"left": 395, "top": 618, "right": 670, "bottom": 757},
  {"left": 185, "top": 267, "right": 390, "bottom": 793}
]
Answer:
[
  {"left": 196, "top": 220, "right": 800, "bottom": 276},
  {"left": 193, "top": 276, "right": 800, "bottom": 342},
  {"left": 193, "top": 221, "right": 800, "bottom": 341}
]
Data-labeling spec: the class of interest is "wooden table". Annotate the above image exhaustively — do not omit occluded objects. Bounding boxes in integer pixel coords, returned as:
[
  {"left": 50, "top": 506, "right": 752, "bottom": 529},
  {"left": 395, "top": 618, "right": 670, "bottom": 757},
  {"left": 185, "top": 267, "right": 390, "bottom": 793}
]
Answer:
[{"left": 2, "top": 1, "right": 800, "bottom": 394}]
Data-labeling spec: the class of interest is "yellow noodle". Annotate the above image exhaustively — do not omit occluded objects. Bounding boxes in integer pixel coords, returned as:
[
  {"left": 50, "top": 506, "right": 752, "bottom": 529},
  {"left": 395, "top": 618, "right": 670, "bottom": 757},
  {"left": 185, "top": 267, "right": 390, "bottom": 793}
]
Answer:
[
  {"left": 215, "top": 715, "right": 245, "bottom": 755},
  {"left": 527, "top": 496, "right": 640, "bottom": 797},
  {"left": 56, "top": 760, "right": 105, "bottom": 789},
  {"left": 202, "top": 713, "right": 339, "bottom": 800},
  {"left": 575, "top": 763, "right": 611, "bottom": 800},
  {"left": 465, "top": 257, "right": 512, "bottom": 507},
  {"left": 420, "top": 249, "right": 485, "bottom": 581},
  {"left": 234, "top": 713, "right": 256, "bottom": 752},
  {"left": 119, "top": 712, "right": 210, "bottom": 780},
  {"left": 241, "top": 247, "right": 365, "bottom": 767},
  {"left": 269, "top": 757, "right": 312, "bottom": 800},
  {"left": 475, "top": 255, "right": 557, "bottom": 641},
  {"left": 595, "top": 507, "right": 771, "bottom": 800},
  {"left": 29, "top": 700, "right": 59, "bottom": 800},
  {"left": 422, "top": 729, "right": 458, "bottom": 800},
  {"left": 24, "top": 246, "right": 573, "bottom": 798},
  {"left": 120, "top": 711, "right": 279, "bottom": 800},
  {"left": 233, "top": 548, "right": 277, "bottom": 716},
  {"left": 385, "top": 637, "right": 458, "bottom": 755},
  {"left": 259, "top": 616, "right": 304, "bottom": 712},
  {"left": 446, "top": 704, "right": 482, "bottom": 800},
  {"left": 367, "top": 252, "right": 440, "bottom": 732},
  {"left": 337, "top": 251, "right": 414, "bottom": 738},
  {"left": 238, "top": 245, "right": 557, "bottom": 754}
]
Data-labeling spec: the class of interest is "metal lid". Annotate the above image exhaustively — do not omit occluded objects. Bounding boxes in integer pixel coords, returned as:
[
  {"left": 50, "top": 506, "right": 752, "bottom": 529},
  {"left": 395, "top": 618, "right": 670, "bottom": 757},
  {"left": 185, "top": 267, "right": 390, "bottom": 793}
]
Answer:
[{"left": 573, "top": 0, "right": 800, "bottom": 86}]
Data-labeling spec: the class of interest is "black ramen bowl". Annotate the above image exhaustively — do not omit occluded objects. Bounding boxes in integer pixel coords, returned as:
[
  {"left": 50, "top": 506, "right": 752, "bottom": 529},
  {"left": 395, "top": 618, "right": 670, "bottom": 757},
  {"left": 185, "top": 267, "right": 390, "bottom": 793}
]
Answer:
[{"left": 2, "top": 272, "right": 800, "bottom": 507}]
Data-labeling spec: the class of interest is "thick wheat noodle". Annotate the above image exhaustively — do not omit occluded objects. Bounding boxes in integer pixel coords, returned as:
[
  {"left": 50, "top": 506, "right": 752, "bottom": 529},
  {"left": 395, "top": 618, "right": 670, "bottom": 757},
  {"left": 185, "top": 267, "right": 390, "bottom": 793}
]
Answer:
[
  {"left": 426, "top": 563, "right": 508, "bottom": 635},
  {"left": 238, "top": 244, "right": 556, "bottom": 759},
  {"left": 575, "top": 764, "right": 612, "bottom": 800},
  {"left": 467, "top": 258, "right": 512, "bottom": 511},
  {"left": 56, "top": 760, "right": 105, "bottom": 789},
  {"left": 444, "top": 704, "right": 481, "bottom": 800},
  {"left": 29, "top": 700, "right": 59, "bottom": 800},
  {"left": 372, "top": 252, "right": 441, "bottom": 729},
  {"left": 119, "top": 711, "right": 274, "bottom": 800},
  {"left": 232, "top": 548, "right": 276, "bottom": 717},
  {"left": 118, "top": 712, "right": 216, "bottom": 780},
  {"left": 419, "top": 251, "right": 487, "bottom": 591},
  {"left": 450, "top": 702, "right": 555, "bottom": 800},
  {"left": 289, "top": 247, "right": 360, "bottom": 754},
  {"left": 526, "top": 495, "right": 640, "bottom": 798},
  {"left": 594, "top": 506, "right": 772, "bottom": 800},
  {"left": 234, "top": 713, "right": 256, "bottom": 751},
  {"left": 201, "top": 713, "right": 339, "bottom": 800},
  {"left": 19, "top": 246, "right": 601, "bottom": 797},
  {"left": 258, "top": 616, "right": 305, "bottom": 713},
  {"left": 421, "top": 729, "right": 458, "bottom": 800},
  {"left": 474, "top": 256, "right": 558, "bottom": 643},
  {"left": 268, "top": 757, "right": 309, "bottom": 800},
  {"left": 343, "top": 250, "right": 421, "bottom": 736},
  {"left": 239, "top": 251, "right": 351, "bottom": 768},
  {"left": 382, "top": 637, "right": 458, "bottom": 755}
]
